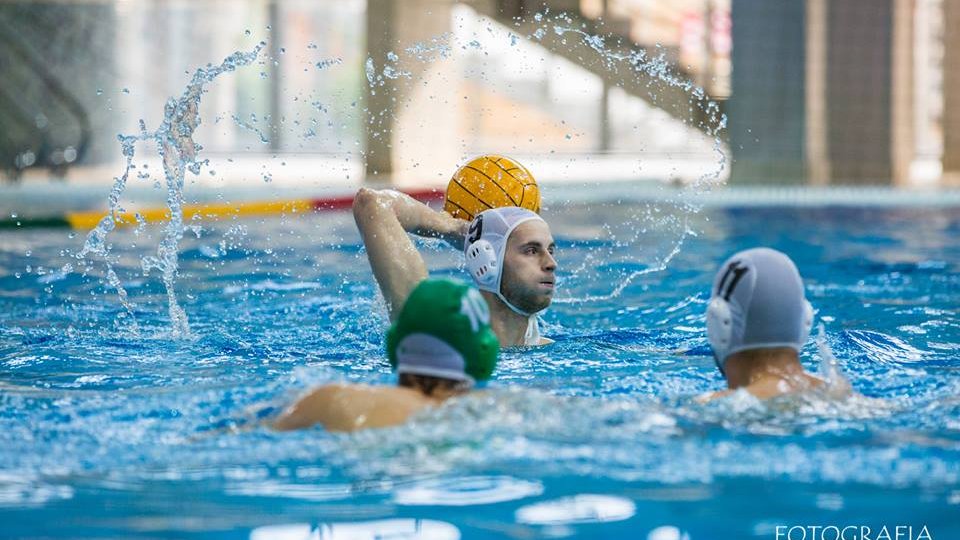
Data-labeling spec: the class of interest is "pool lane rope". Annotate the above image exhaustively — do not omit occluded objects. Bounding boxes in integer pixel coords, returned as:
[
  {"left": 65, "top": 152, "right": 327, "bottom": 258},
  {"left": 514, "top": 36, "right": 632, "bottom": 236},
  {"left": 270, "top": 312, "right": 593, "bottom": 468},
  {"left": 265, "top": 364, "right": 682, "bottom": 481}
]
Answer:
[{"left": 0, "top": 189, "right": 443, "bottom": 230}]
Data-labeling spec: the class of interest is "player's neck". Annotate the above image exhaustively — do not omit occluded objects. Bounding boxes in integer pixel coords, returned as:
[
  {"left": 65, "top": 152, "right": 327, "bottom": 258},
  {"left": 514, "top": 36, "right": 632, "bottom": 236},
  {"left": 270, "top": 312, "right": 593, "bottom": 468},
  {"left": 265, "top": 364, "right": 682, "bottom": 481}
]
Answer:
[
  {"left": 724, "top": 347, "right": 806, "bottom": 389},
  {"left": 483, "top": 291, "right": 531, "bottom": 347}
]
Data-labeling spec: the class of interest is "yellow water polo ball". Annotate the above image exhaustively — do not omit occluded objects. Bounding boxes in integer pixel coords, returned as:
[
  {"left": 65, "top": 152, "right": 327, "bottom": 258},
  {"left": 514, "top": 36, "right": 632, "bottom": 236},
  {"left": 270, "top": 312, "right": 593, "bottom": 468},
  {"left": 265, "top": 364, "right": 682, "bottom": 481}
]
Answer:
[{"left": 444, "top": 155, "right": 541, "bottom": 221}]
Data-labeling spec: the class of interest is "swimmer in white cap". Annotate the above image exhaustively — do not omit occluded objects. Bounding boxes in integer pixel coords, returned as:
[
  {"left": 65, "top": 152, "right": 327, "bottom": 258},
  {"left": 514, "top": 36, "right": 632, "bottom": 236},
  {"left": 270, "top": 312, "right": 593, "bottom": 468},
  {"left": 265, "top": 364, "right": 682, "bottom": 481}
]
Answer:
[
  {"left": 701, "top": 247, "right": 824, "bottom": 400},
  {"left": 353, "top": 188, "right": 557, "bottom": 346}
]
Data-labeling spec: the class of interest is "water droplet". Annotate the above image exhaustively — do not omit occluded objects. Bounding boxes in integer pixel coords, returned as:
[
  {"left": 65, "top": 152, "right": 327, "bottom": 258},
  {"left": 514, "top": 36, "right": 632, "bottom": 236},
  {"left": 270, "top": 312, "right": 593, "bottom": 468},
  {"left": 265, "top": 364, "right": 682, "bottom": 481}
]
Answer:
[
  {"left": 121, "top": 88, "right": 130, "bottom": 94},
  {"left": 244, "top": 29, "right": 251, "bottom": 36},
  {"left": 96, "top": 88, "right": 103, "bottom": 96}
]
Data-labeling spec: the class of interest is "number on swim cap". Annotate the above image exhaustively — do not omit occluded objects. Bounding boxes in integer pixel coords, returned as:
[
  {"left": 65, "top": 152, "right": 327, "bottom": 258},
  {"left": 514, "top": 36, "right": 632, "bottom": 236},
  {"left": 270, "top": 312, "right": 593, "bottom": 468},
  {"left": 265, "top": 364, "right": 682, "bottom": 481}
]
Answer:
[{"left": 467, "top": 214, "right": 483, "bottom": 244}]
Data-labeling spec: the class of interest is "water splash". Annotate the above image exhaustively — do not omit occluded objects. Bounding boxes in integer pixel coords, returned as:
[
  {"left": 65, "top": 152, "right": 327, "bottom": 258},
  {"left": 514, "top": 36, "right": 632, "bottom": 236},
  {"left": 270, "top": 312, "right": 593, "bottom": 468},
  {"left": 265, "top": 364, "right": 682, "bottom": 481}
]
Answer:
[
  {"left": 816, "top": 325, "right": 854, "bottom": 397},
  {"left": 76, "top": 44, "right": 265, "bottom": 337},
  {"left": 314, "top": 57, "right": 342, "bottom": 70},
  {"left": 519, "top": 12, "right": 727, "bottom": 303},
  {"left": 373, "top": 10, "right": 723, "bottom": 305},
  {"left": 404, "top": 34, "right": 452, "bottom": 62},
  {"left": 554, "top": 224, "right": 689, "bottom": 304},
  {"left": 231, "top": 113, "right": 271, "bottom": 145}
]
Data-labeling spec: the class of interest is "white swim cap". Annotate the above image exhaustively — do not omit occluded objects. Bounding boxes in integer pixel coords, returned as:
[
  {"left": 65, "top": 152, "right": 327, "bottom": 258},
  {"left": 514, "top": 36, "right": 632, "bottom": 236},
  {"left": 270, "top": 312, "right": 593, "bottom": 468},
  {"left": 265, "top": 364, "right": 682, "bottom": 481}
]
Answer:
[
  {"left": 706, "top": 248, "right": 814, "bottom": 374},
  {"left": 463, "top": 207, "right": 547, "bottom": 316}
]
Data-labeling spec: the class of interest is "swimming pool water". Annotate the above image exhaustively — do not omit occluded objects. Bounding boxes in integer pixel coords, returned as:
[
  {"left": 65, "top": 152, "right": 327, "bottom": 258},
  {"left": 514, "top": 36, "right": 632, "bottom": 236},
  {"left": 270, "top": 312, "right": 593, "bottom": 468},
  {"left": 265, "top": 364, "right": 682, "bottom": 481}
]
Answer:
[{"left": 1, "top": 193, "right": 959, "bottom": 539}]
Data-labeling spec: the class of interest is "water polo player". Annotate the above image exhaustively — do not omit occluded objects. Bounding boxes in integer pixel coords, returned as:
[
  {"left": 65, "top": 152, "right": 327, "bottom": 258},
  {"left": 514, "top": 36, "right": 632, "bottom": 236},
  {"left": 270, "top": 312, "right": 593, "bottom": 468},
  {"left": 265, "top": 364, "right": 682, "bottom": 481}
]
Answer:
[
  {"left": 273, "top": 279, "right": 498, "bottom": 432},
  {"left": 701, "top": 247, "right": 826, "bottom": 400},
  {"left": 352, "top": 156, "right": 556, "bottom": 346}
]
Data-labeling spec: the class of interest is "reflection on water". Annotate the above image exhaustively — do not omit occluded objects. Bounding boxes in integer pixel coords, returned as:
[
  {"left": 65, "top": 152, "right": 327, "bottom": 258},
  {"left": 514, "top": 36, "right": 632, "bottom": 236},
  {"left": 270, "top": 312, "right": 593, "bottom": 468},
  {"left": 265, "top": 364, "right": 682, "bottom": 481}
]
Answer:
[
  {"left": 250, "top": 520, "right": 461, "bottom": 540},
  {"left": 647, "top": 526, "right": 691, "bottom": 540},
  {"left": 514, "top": 494, "right": 635, "bottom": 525},
  {"left": 393, "top": 476, "right": 544, "bottom": 506}
]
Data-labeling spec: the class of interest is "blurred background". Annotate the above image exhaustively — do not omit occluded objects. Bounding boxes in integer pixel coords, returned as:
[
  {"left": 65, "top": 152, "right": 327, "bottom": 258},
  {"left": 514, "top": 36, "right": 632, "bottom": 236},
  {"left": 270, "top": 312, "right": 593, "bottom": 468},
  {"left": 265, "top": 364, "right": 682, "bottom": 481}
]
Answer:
[{"left": 0, "top": 0, "right": 955, "bottom": 194}]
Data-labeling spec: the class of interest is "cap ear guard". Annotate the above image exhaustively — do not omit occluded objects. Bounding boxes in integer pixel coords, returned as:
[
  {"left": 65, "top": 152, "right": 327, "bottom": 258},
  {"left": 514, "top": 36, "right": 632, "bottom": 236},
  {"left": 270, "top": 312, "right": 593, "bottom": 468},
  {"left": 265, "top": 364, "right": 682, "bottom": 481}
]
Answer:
[
  {"left": 706, "top": 296, "right": 734, "bottom": 373},
  {"left": 465, "top": 239, "right": 498, "bottom": 288}
]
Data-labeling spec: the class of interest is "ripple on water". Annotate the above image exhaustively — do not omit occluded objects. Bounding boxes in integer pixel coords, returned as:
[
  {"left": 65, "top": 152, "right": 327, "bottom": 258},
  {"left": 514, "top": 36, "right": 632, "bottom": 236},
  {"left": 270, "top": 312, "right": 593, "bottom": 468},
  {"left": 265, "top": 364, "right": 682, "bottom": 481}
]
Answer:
[
  {"left": 393, "top": 476, "right": 544, "bottom": 506},
  {"left": 249, "top": 519, "right": 461, "bottom": 540},
  {"left": 2, "top": 201, "right": 960, "bottom": 536},
  {"left": 0, "top": 472, "right": 74, "bottom": 508},
  {"left": 225, "top": 480, "right": 356, "bottom": 502},
  {"left": 842, "top": 330, "right": 927, "bottom": 364},
  {"left": 514, "top": 494, "right": 636, "bottom": 525}
]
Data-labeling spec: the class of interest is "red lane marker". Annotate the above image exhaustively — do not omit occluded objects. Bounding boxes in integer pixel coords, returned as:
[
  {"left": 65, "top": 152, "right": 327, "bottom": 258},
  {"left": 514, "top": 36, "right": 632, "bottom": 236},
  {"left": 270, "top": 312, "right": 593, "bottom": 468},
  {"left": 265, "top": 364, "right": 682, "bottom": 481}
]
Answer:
[{"left": 309, "top": 188, "right": 444, "bottom": 211}]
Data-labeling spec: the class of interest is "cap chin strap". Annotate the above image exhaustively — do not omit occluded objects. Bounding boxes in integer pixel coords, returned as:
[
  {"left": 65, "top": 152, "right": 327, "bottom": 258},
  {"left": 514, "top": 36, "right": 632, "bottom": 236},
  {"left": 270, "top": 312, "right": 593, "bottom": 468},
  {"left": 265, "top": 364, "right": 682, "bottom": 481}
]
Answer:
[
  {"left": 491, "top": 294, "right": 543, "bottom": 346},
  {"left": 497, "top": 291, "right": 535, "bottom": 317}
]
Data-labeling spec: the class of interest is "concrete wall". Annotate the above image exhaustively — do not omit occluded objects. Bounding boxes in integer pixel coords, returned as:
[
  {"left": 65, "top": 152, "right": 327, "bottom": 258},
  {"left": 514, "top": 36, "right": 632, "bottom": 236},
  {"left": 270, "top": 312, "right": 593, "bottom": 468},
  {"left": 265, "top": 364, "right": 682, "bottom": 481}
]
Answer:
[
  {"left": 943, "top": 0, "right": 960, "bottom": 186},
  {"left": 364, "top": 0, "right": 461, "bottom": 186},
  {"left": 729, "top": 0, "right": 915, "bottom": 185},
  {"left": 727, "top": 0, "right": 806, "bottom": 185},
  {"left": 0, "top": 3, "right": 116, "bottom": 176},
  {"left": 824, "top": 0, "right": 894, "bottom": 183}
]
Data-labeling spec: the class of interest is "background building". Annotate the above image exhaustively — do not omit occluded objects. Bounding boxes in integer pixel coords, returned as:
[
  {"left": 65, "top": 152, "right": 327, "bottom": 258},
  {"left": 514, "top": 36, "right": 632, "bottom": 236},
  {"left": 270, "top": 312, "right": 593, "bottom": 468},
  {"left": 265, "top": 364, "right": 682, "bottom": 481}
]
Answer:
[{"left": 0, "top": 0, "right": 954, "bottom": 188}]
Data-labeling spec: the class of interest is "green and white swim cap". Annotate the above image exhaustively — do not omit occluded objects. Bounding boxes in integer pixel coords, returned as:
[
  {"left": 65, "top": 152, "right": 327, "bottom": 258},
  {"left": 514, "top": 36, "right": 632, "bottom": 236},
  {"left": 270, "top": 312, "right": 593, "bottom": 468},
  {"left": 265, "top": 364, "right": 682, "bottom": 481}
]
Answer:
[{"left": 387, "top": 278, "right": 500, "bottom": 385}]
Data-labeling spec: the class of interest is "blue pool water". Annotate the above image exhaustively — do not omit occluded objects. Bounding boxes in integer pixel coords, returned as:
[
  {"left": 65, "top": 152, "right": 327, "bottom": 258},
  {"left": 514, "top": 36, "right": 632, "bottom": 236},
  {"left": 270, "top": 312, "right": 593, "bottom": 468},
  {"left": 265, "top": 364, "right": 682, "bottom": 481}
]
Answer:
[{"left": 2, "top": 189, "right": 959, "bottom": 539}]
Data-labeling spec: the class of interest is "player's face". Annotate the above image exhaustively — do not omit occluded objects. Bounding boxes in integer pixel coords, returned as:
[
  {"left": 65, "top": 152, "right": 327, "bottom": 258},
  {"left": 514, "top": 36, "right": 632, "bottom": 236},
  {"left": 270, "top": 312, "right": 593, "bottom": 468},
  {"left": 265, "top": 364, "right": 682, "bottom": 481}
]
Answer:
[{"left": 500, "top": 221, "right": 557, "bottom": 313}]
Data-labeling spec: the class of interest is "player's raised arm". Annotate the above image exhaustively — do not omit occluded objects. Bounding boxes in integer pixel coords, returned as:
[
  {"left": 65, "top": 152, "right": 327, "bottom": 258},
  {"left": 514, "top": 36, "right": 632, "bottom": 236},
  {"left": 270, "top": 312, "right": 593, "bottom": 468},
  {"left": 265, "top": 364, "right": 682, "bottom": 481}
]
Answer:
[{"left": 352, "top": 188, "right": 467, "bottom": 320}]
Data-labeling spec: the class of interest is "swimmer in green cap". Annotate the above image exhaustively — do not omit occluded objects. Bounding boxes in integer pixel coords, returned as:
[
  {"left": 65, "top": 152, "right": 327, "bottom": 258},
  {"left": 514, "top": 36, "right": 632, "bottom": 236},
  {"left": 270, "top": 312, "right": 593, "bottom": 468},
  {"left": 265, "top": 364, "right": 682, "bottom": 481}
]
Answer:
[
  {"left": 353, "top": 189, "right": 557, "bottom": 346},
  {"left": 273, "top": 278, "right": 499, "bottom": 432}
]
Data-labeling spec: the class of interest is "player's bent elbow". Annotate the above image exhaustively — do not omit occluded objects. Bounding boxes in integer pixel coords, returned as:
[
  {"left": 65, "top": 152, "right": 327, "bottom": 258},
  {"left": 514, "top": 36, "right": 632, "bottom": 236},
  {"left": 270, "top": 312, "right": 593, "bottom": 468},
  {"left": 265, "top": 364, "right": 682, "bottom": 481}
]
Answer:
[
  {"left": 352, "top": 187, "right": 378, "bottom": 214},
  {"left": 353, "top": 187, "right": 396, "bottom": 220}
]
